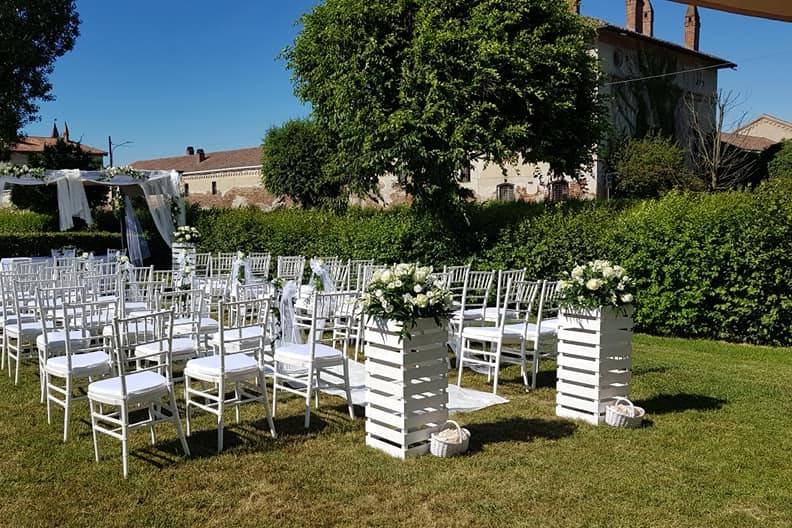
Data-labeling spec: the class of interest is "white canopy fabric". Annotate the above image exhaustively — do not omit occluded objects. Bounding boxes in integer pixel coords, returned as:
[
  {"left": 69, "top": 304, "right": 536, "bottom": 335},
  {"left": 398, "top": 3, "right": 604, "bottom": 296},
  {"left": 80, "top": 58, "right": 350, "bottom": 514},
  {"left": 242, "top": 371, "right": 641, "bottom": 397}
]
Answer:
[{"left": 0, "top": 169, "right": 185, "bottom": 248}]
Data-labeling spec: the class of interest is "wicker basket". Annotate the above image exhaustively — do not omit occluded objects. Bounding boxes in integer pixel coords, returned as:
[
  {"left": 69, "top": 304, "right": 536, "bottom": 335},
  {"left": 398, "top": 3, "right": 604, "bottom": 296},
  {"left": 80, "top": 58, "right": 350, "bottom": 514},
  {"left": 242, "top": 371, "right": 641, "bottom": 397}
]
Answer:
[
  {"left": 430, "top": 420, "right": 470, "bottom": 457},
  {"left": 605, "top": 397, "right": 645, "bottom": 428}
]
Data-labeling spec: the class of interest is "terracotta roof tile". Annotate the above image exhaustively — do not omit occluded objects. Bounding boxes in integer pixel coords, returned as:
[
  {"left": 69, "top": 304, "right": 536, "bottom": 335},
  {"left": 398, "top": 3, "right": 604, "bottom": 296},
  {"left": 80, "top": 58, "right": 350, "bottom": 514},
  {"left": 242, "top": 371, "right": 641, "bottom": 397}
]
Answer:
[
  {"left": 10, "top": 136, "right": 106, "bottom": 155},
  {"left": 131, "top": 146, "right": 262, "bottom": 173},
  {"left": 720, "top": 132, "right": 777, "bottom": 152}
]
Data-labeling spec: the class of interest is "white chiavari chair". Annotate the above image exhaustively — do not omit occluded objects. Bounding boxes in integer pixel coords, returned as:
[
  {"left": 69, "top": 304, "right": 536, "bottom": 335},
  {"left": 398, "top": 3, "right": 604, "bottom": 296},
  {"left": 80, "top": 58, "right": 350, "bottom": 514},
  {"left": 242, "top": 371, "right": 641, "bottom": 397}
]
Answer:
[
  {"left": 211, "top": 253, "right": 235, "bottom": 277},
  {"left": 45, "top": 300, "right": 113, "bottom": 441},
  {"left": 153, "top": 270, "right": 175, "bottom": 291},
  {"left": 276, "top": 255, "right": 306, "bottom": 283},
  {"left": 347, "top": 259, "right": 374, "bottom": 290},
  {"left": 0, "top": 273, "right": 36, "bottom": 372},
  {"left": 447, "top": 270, "right": 495, "bottom": 363},
  {"left": 442, "top": 264, "right": 470, "bottom": 308},
  {"left": 88, "top": 310, "right": 190, "bottom": 478},
  {"left": 483, "top": 268, "right": 527, "bottom": 322},
  {"left": 249, "top": 253, "right": 271, "bottom": 280},
  {"left": 457, "top": 280, "right": 542, "bottom": 394},
  {"left": 194, "top": 252, "right": 212, "bottom": 277},
  {"left": 35, "top": 285, "right": 87, "bottom": 401},
  {"left": 272, "top": 291, "right": 355, "bottom": 428},
  {"left": 184, "top": 298, "right": 277, "bottom": 452},
  {"left": 6, "top": 278, "right": 50, "bottom": 385}
]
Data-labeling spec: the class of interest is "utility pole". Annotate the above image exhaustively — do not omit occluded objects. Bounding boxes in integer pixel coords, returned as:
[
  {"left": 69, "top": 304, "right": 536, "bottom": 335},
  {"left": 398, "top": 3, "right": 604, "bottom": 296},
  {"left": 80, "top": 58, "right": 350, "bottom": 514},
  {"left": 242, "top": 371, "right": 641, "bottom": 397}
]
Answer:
[
  {"left": 107, "top": 136, "right": 133, "bottom": 253},
  {"left": 107, "top": 135, "right": 133, "bottom": 167}
]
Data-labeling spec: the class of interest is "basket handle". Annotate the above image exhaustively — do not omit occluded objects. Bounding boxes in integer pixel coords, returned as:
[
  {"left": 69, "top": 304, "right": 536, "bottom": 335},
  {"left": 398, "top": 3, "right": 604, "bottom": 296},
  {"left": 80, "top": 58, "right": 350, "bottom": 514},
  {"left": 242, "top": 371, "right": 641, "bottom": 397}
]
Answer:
[
  {"left": 441, "top": 420, "right": 463, "bottom": 437},
  {"left": 611, "top": 397, "right": 635, "bottom": 415}
]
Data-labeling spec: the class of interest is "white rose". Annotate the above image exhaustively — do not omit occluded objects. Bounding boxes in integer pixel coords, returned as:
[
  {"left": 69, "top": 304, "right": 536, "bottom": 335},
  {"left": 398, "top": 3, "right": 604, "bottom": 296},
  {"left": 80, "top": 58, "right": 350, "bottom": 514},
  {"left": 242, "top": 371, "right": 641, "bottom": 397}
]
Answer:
[
  {"left": 586, "top": 278, "right": 603, "bottom": 291},
  {"left": 381, "top": 270, "right": 393, "bottom": 283},
  {"left": 620, "top": 293, "right": 634, "bottom": 303},
  {"left": 602, "top": 266, "right": 616, "bottom": 279},
  {"left": 414, "top": 284, "right": 422, "bottom": 293},
  {"left": 393, "top": 279, "right": 403, "bottom": 288},
  {"left": 415, "top": 294, "right": 428, "bottom": 308},
  {"left": 403, "top": 293, "right": 414, "bottom": 304},
  {"left": 571, "top": 266, "right": 584, "bottom": 279},
  {"left": 374, "top": 289, "right": 384, "bottom": 298},
  {"left": 613, "top": 265, "right": 625, "bottom": 278}
]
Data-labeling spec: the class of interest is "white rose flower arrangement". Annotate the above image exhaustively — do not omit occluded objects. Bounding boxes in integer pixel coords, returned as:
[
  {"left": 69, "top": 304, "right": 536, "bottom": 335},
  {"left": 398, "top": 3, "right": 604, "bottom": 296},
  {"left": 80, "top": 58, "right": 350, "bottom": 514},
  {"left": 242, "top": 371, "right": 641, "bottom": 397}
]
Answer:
[
  {"left": 558, "top": 260, "right": 635, "bottom": 310},
  {"left": 173, "top": 226, "right": 201, "bottom": 244},
  {"left": 360, "top": 263, "right": 453, "bottom": 339}
]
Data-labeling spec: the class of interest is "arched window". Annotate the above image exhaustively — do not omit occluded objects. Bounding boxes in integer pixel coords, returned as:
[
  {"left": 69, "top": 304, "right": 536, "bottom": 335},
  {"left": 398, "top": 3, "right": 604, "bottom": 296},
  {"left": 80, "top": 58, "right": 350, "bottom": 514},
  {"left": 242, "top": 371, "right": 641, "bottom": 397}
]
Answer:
[{"left": 496, "top": 183, "right": 515, "bottom": 202}]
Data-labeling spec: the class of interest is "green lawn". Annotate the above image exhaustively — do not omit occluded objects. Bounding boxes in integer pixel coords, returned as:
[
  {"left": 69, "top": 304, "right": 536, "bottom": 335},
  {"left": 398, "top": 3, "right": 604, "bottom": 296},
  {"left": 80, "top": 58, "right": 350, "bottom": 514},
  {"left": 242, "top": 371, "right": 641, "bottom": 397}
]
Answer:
[{"left": 1, "top": 335, "right": 791, "bottom": 527}]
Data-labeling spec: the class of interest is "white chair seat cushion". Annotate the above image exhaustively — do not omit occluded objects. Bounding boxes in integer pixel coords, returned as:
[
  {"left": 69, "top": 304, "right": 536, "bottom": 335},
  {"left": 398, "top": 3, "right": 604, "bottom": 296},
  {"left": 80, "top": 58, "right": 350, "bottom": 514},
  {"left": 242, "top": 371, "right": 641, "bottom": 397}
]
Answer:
[
  {"left": 36, "top": 329, "right": 87, "bottom": 352},
  {"left": 123, "top": 301, "right": 148, "bottom": 314},
  {"left": 184, "top": 353, "right": 259, "bottom": 380},
  {"left": 134, "top": 338, "right": 198, "bottom": 360},
  {"left": 521, "top": 318, "right": 560, "bottom": 336},
  {"left": 46, "top": 351, "right": 111, "bottom": 378},
  {"left": 274, "top": 343, "right": 344, "bottom": 365},
  {"left": 88, "top": 371, "right": 169, "bottom": 404},
  {"left": 5, "top": 321, "right": 43, "bottom": 338},
  {"left": 451, "top": 308, "right": 484, "bottom": 321},
  {"left": 173, "top": 317, "right": 220, "bottom": 335},
  {"left": 0, "top": 314, "right": 37, "bottom": 328},
  {"left": 462, "top": 325, "right": 522, "bottom": 344},
  {"left": 481, "top": 307, "right": 519, "bottom": 321},
  {"left": 208, "top": 326, "right": 269, "bottom": 353}
]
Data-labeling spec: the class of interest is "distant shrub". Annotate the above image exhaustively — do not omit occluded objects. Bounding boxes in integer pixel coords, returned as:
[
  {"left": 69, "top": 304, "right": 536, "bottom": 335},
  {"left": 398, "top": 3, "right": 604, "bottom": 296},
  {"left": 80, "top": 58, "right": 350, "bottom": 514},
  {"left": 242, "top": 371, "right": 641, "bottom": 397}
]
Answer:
[
  {"left": 768, "top": 139, "right": 792, "bottom": 179},
  {"left": 612, "top": 135, "right": 701, "bottom": 198}
]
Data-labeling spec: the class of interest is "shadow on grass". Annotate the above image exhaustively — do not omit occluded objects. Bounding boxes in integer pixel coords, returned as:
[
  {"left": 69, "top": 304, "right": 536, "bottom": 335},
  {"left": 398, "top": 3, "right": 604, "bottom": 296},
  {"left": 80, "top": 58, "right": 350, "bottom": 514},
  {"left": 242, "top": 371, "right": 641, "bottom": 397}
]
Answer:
[
  {"left": 466, "top": 417, "right": 577, "bottom": 453},
  {"left": 631, "top": 365, "right": 668, "bottom": 376},
  {"left": 636, "top": 393, "right": 726, "bottom": 415}
]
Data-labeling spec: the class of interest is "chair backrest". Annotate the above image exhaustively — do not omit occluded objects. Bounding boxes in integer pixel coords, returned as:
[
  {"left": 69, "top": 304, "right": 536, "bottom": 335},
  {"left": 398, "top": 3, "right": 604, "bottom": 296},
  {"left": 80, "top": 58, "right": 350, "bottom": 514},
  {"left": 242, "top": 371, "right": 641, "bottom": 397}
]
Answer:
[
  {"left": 107, "top": 248, "right": 126, "bottom": 261},
  {"left": 111, "top": 310, "right": 175, "bottom": 389},
  {"left": 536, "top": 280, "right": 561, "bottom": 324},
  {"left": 153, "top": 270, "right": 175, "bottom": 290},
  {"left": 216, "top": 298, "right": 270, "bottom": 370},
  {"left": 250, "top": 254, "right": 271, "bottom": 280},
  {"left": 494, "top": 268, "right": 527, "bottom": 313},
  {"left": 36, "top": 285, "right": 86, "bottom": 325},
  {"left": 234, "top": 282, "right": 273, "bottom": 301},
  {"left": 212, "top": 253, "right": 235, "bottom": 276},
  {"left": 459, "top": 270, "right": 495, "bottom": 313},
  {"left": 347, "top": 259, "right": 374, "bottom": 290},
  {"left": 15, "top": 261, "right": 51, "bottom": 276},
  {"left": 13, "top": 278, "right": 59, "bottom": 315},
  {"left": 501, "top": 280, "right": 542, "bottom": 334},
  {"left": 194, "top": 253, "right": 212, "bottom": 277},
  {"left": 326, "top": 260, "right": 350, "bottom": 290},
  {"left": 156, "top": 289, "right": 204, "bottom": 331},
  {"left": 300, "top": 291, "right": 359, "bottom": 360},
  {"left": 62, "top": 300, "right": 115, "bottom": 366},
  {"left": 87, "top": 273, "right": 120, "bottom": 301},
  {"left": 358, "top": 263, "right": 387, "bottom": 291},
  {"left": 277, "top": 256, "right": 306, "bottom": 282}
]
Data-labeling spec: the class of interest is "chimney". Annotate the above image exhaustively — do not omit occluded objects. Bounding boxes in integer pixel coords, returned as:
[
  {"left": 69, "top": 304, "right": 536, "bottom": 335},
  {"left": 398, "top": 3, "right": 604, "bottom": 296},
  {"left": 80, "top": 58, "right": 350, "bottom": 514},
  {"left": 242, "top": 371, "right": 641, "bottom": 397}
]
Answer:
[
  {"left": 196, "top": 148, "right": 206, "bottom": 162},
  {"left": 684, "top": 5, "right": 700, "bottom": 51},
  {"left": 568, "top": 0, "right": 581, "bottom": 14},
  {"left": 185, "top": 146, "right": 195, "bottom": 156},
  {"left": 626, "top": 0, "right": 644, "bottom": 33},
  {"left": 62, "top": 121, "right": 70, "bottom": 142},
  {"left": 643, "top": 0, "right": 654, "bottom": 36}
]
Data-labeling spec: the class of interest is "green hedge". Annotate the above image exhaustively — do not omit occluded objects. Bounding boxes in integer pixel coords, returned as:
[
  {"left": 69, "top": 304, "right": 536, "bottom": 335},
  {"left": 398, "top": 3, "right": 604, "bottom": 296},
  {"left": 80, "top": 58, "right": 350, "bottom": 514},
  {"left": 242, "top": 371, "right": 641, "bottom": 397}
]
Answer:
[
  {"left": 0, "top": 210, "right": 57, "bottom": 233},
  {"left": 0, "top": 232, "right": 122, "bottom": 257}
]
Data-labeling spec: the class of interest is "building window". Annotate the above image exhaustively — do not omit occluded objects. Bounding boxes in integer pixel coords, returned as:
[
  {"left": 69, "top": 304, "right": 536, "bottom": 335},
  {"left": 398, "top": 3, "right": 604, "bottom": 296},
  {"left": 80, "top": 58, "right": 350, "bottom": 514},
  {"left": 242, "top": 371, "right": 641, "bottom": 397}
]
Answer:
[
  {"left": 549, "top": 180, "right": 570, "bottom": 202},
  {"left": 211, "top": 181, "right": 217, "bottom": 195},
  {"left": 184, "top": 183, "right": 189, "bottom": 196},
  {"left": 458, "top": 164, "right": 472, "bottom": 183},
  {"left": 496, "top": 183, "right": 515, "bottom": 202}
]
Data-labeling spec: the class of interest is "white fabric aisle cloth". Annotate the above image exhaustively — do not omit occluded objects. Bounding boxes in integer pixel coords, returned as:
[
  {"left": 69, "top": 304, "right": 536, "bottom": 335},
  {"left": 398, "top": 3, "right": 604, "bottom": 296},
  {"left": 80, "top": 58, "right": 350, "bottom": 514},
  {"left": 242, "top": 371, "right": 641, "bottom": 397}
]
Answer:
[{"left": 320, "top": 359, "right": 509, "bottom": 414}]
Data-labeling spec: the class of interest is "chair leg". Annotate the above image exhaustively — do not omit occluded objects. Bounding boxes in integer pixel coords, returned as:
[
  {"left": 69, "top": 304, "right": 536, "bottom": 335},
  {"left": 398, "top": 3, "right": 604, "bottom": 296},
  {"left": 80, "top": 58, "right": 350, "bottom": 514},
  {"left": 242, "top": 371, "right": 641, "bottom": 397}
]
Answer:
[
  {"left": 147, "top": 403, "right": 157, "bottom": 446},
  {"left": 342, "top": 359, "right": 354, "bottom": 419},
  {"left": 493, "top": 342, "right": 503, "bottom": 395},
  {"left": 258, "top": 370, "right": 276, "bottom": 438},
  {"left": 46, "top": 373, "right": 52, "bottom": 425},
  {"left": 314, "top": 368, "right": 320, "bottom": 409},
  {"left": 89, "top": 400, "right": 101, "bottom": 462},
  {"left": 121, "top": 403, "right": 129, "bottom": 479},
  {"left": 184, "top": 375, "right": 192, "bottom": 437},
  {"left": 63, "top": 377, "right": 72, "bottom": 442},
  {"left": 234, "top": 382, "right": 241, "bottom": 424},
  {"left": 169, "top": 389, "right": 190, "bottom": 457},
  {"left": 531, "top": 347, "right": 539, "bottom": 390},
  {"left": 304, "top": 368, "right": 314, "bottom": 429},
  {"left": 271, "top": 371, "right": 279, "bottom": 417},
  {"left": 216, "top": 381, "right": 225, "bottom": 453},
  {"left": 13, "top": 344, "right": 21, "bottom": 386},
  {"left": 456, "top": 340, "right": 466, "bottom": 388}
]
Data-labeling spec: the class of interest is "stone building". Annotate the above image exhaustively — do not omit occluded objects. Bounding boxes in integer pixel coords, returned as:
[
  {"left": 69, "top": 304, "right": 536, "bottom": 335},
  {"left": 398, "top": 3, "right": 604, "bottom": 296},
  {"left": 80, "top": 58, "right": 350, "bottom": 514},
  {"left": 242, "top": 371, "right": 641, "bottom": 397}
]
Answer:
[{"left": 6, "top": 122, "right": 106, "bottom": 165}]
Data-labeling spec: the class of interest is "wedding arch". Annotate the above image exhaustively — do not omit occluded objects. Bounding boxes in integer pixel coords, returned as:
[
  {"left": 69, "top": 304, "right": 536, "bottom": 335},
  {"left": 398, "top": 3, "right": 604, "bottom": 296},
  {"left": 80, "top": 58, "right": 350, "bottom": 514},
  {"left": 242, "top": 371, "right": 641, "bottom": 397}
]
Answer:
[{"left": 0, "top": 165, "right": 186, "bottom": 263}]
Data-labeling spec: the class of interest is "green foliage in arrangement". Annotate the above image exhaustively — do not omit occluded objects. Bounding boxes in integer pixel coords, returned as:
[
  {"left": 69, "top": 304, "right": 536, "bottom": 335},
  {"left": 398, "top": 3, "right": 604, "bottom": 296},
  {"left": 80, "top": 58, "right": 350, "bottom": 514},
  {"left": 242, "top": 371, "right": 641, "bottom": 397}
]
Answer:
[
  {"left": 768, "top": 139, "right": 792, "bottom": 179},
  {"left": 284, "top": 0, "right": 606, "bottom": 212},
  {"left": 612, "top": 135, "right": 702, "bottom": 198}
]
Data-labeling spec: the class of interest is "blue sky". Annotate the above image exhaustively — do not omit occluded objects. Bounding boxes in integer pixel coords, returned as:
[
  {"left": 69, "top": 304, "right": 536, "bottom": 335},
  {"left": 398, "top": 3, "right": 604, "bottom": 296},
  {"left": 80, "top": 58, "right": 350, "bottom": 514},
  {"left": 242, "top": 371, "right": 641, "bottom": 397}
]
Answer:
[{"left": 25, "top": 0, "right": 792, "bottom": 165}]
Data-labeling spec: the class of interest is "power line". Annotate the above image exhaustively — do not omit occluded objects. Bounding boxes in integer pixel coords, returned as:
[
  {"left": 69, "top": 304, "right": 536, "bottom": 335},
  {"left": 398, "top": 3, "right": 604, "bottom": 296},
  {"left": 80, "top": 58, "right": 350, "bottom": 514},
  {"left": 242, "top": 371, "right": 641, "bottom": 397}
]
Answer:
[{"left": 604, "top": 62, "right": 734, "bottom": 86}]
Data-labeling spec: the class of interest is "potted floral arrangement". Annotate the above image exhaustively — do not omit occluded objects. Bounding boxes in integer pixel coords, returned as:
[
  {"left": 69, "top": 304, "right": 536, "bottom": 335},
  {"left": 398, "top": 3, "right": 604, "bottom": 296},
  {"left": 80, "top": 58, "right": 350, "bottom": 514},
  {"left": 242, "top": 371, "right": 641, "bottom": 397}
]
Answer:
[
  {"left": 172, "top": 226, "right": 199, "bottom": 272},
  {"left": 555, "top": 260, "right": 635, "bottom": 425},
  {"left": 360, "top": 263, "right": 454, "bottom": 459}
]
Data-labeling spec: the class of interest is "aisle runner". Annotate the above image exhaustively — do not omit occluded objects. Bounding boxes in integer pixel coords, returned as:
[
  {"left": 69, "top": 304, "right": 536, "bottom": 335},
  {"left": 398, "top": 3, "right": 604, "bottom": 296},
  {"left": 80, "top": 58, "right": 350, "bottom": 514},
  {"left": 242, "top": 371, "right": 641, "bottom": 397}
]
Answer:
[{"left": 321, "top": 360, "right": 508, "bottom": 414}]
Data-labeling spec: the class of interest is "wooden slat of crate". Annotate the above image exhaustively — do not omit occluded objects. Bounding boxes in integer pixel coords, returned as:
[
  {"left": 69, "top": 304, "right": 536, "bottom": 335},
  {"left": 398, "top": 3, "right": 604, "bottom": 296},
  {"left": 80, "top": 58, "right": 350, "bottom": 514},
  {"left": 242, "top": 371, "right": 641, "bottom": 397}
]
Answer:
[{"left": 557, "top": 366, "right": 631, "bottom": 386}]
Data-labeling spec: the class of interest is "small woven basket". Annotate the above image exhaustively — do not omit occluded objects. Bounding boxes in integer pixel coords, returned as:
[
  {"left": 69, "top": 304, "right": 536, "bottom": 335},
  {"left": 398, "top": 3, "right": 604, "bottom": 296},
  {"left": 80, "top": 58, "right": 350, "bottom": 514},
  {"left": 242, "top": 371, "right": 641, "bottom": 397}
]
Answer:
[
  {"left": 430, "top": 420, "right": 470, "bottom": 457},
  {"left": 605, "top": 397, "right": 645, "bottom": 429}
]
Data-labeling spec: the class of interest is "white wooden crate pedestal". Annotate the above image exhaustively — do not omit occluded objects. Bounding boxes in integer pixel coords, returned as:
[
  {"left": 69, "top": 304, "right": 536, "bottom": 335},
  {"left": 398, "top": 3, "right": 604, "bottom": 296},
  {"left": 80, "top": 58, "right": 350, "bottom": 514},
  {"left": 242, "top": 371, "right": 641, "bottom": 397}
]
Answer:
[
  {"left": 365, "top": 317, "right": 449, "bottom": 459},
  {"left": 556, "top": 306, "right": 633, "bottom": 425},
  {"left": 172, "top": 242, "right": 196, "bottom": 272}
]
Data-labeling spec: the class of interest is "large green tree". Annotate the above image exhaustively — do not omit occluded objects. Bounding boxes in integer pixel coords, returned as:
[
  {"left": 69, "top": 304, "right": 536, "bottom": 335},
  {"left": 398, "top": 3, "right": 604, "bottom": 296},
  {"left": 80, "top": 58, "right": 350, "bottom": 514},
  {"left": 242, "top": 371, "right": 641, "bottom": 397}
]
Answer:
[
  {"left": 284, "top": 0, "right": 605, "bottom": 211},
  {"left": 261, "top": 118, "right": 345, "bottom": 209},
  {"left": 0, "top": 1, "right": 80, "bottom": 151},
  {"left": 11, "top": 138, "right": 105, "bottom": 213}
]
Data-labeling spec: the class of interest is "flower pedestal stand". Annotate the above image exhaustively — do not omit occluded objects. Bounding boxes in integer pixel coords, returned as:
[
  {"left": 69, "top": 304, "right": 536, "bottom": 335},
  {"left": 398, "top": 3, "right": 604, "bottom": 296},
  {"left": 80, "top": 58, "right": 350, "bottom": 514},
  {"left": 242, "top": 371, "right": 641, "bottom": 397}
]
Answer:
[
  {"left": 364, "top": 317, "right": 449, "bottom": 459},
  {"left": 556, "top": 307, "right": 633, "bottom": 425},
  {"left": 172, "top": 242, "right": 196, "bottom": 272}
]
